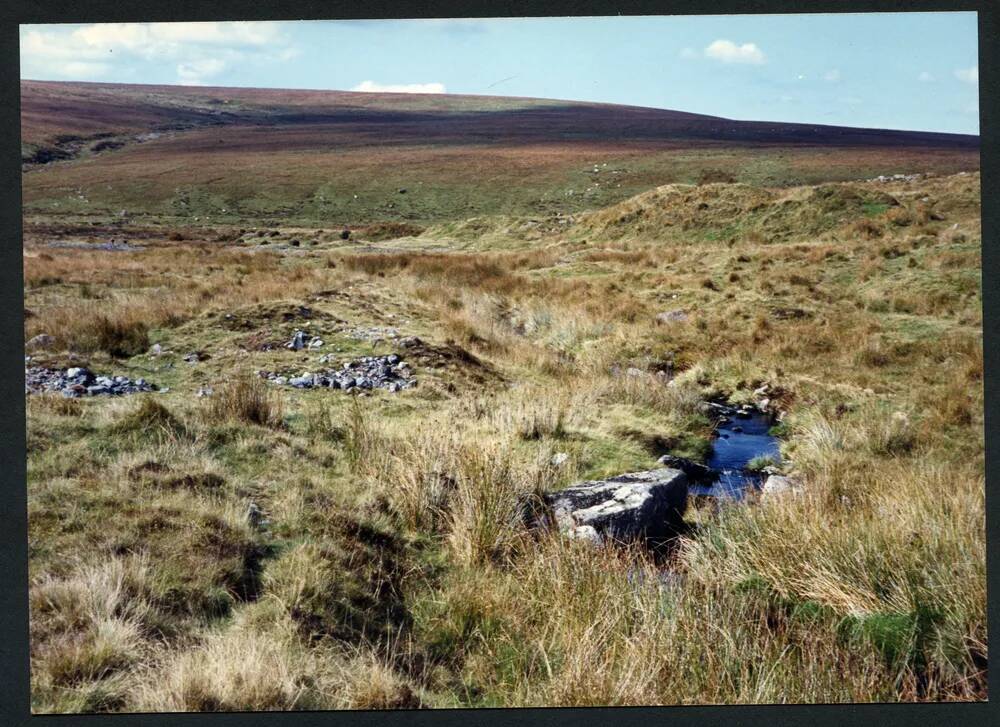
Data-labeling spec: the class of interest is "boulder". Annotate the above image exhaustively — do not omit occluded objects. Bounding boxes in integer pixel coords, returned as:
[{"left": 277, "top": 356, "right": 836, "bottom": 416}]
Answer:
[
  {"left": 544, "top": 467, "right": 688, "bottom": 543},
  {"left": 656, "top": 454, "right": 719, "bottom": 484},
  {"left": 761, "top": 474, "right": 804, "bottom": 500}
]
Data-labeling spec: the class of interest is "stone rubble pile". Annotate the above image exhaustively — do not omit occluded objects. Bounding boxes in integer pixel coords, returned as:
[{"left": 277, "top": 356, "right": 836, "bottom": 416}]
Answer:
[
  {"left": 348, "top": 326, "right": 401, "bottom": 343},
  {"left": 257, "top": 354, "right": 415, "bottom": 393},
  {"left": 25, "top": 366, "right": 157, "bottom": 397}
]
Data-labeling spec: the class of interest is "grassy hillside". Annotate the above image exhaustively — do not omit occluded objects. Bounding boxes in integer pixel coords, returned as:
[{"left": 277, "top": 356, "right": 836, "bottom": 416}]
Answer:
[
  {"left": 21, "top": 81, "right": 984, "bottom": 711},
  {"left": 21, "top": 81, "right": 979, "bottom": 227},
  {"left": 24, "top": 167, "right": 984, "bottom": 710}
]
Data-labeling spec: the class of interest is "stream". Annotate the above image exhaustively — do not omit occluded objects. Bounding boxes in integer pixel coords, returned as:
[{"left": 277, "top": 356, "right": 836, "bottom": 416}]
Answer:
[{"left": 691, "top": 410, "right": 782, "bottom": 500}]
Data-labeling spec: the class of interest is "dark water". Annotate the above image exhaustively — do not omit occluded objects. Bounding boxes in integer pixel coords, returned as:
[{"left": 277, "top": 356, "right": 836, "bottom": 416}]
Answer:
[{"left": 690, "top": 412, "right": 781, "bottom": 500}]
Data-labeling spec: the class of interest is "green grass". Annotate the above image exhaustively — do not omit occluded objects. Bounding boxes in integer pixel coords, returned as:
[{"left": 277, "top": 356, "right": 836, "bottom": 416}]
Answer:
[{"left": 23, "top": 167, "right": 985, "bottom": 710}]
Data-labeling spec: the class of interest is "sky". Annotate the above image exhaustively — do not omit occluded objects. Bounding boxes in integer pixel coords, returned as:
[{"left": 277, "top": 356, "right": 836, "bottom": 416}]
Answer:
[{"left": 19, "top": 13, "right": 980, "bottom": 134}]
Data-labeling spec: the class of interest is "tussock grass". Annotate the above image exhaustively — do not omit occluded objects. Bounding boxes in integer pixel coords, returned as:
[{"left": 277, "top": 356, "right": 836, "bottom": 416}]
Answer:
[
  {"left": 25, "top": 171, "right": 984, "bottom": 710},
  {"left": 207, "top": 374, "right": 284, "bottom": 428}
]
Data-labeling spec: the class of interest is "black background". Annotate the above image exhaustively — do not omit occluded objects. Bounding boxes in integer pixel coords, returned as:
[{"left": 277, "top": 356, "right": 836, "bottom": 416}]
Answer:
[{"left": 0, "top": 2, "right": 995, "bottom": 726}]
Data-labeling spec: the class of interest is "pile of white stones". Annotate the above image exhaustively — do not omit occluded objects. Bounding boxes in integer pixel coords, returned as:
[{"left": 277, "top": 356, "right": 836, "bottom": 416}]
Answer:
[
  {"left": 25, "top": 366, "right": 156, "bottom": 397},
  {"left": 256, "top": 354, "right": 415, "bottom": 393}
]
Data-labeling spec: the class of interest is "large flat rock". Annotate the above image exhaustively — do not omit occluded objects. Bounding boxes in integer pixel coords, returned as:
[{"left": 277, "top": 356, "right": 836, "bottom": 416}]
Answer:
[{"left": 545, "top": 467, "right": 688, "bottom": 543}]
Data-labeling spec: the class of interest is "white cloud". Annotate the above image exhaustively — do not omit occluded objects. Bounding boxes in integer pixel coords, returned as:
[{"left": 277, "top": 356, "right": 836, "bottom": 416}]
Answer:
[
  {"left": 823, "top": 69, "right": 841, "bottom": 82},
  {"left": 177, "top": 58, "right": 227, "bottom": 85},
  {"left": 20, "top": 21, "right": 294, "bottom": 84},
  {"left": 954, "top": 65, "right": 978, "bottom": 84},
  {"left": 351, "top": 80, "right": 446, "bottom": 94},
  {"left": 679, "top": 47, "right": 698, "bottom": 59},
  {"left": 703, "top": 39, "right": 766, "bottom": 65},
  {"left": 918, "top": 71, "right": 935, "bottom": 82}
]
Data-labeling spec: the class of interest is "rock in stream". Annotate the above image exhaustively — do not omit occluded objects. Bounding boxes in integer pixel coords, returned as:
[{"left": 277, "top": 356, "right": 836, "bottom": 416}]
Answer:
[{"left": 544, "top": 467, "right": 689, "bottom": 544}]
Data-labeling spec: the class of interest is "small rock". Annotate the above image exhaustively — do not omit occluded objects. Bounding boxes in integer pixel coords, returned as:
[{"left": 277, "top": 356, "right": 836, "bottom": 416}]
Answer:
[
  {"left": 568, "top": 525, "right": 602, "bottom": 545},
  {"left": 761, "top": 475, "right": 804, "bottom": 500},
  {"left": 551, "top": 452, "right": 570, "bottom": 467},
  {"left": 150, "top": 343, "right": 163, "bottom": 356},
  {"left": 26, "top": 333, "right": 55, "bottom": 351},
  {"left": 656, "top": 455, "right": 719, "bottom": 484},
  {"left": 245, "top": 502, "right": 264, "bottom": 529},
  {"left": 655, "top": 310, "right": 688, "bottom": 325}
]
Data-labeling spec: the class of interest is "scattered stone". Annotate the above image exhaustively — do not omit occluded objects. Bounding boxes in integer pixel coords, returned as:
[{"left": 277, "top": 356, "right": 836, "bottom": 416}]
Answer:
[
  {"left": 544, "top": 467, "right": 689, "bottom": 543},
  {"left": 348, "top": 326, "right": 401, "bottom": 343},
  {"left": 196, "top": 386, "right": 214, "bottom": 398},
  {"left": 867, "top": 173, "right": 922, "bottom": 183},
  {"left": 183, "top": 351, "right": 209, "bottom": 364},
  {"left": 149, "top": 343, "right": 164, "bottom": 356},
  {"left": 551, "top": 452, "right": 570, "bottom": 467},
  {"left": 25, "top": 333, "right": 55, "bottom": 351},
  {"left": 25, "top": 366, "right": 156, "bottom": 397},
  {"left": 286, "top": 329, "right": 324, "bottom": 350}
]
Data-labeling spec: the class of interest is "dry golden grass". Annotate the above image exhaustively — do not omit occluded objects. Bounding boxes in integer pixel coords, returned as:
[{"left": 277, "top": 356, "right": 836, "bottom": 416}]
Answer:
[
  {"left": 207, "top": 373, "right": 285, "bottom": 428},
  {"left": 25, "top": 171, "right": 984, "bottom": 710}
]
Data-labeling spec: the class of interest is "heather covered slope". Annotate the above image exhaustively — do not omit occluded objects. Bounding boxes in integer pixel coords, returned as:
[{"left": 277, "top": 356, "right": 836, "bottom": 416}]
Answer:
[{"left": 21, "top": 81, "right": 979, "bottom": 226}]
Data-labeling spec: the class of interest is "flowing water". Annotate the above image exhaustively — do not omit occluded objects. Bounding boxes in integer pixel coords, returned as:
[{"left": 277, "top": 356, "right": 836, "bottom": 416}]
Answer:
[{"left": 690, "top": 411, "right": 781, "bottom": 500}]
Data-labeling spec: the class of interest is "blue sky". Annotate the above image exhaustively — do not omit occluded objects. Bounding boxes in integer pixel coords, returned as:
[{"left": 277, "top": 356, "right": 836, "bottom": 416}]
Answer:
[{"left": 20, "top": 13, "right": 979, "bottom": 134}]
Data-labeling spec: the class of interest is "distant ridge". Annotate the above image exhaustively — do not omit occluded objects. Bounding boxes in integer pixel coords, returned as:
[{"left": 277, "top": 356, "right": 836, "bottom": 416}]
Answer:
[{"left": 21, "top": 80, "right": 978, "bottom": 149}]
